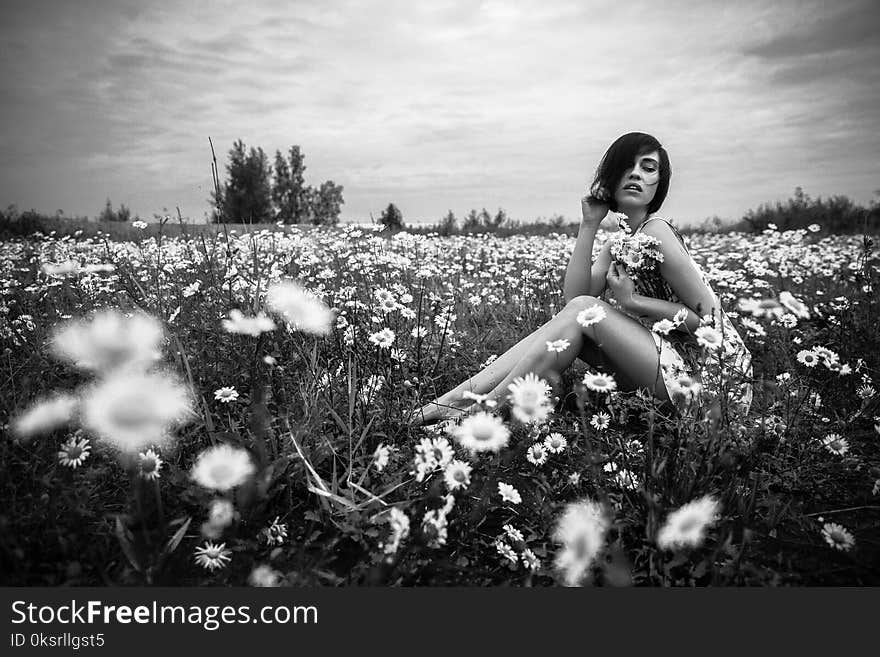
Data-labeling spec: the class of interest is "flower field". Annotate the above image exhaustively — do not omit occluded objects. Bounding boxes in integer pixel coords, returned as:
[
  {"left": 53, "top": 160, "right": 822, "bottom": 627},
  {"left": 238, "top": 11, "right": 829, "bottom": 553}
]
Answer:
[{"left": 2, "top": 221, "right": 879, "bottom": 586}]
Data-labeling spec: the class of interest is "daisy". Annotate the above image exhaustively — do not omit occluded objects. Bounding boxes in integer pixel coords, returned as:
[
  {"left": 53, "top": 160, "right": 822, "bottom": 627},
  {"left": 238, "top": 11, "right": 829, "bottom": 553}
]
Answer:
[
  {"left": 552, "top": 499, "right": 610, "bottom": 587},
  {"left": 503, "top": 524, "right": 525, "bottom": 543},
  {"left": 12, "top": 393, "right": 79, "bottom": 440},
  {"left": 443, "top": 460, "right": 473, "bottom": 491},
  {"left": 526, "top": 442, "right": 548, "bottom": 466},
  {"left": 672, "top": 308, "right": 689, "bottom": 325},
  {"left": 796, "top": 350, "right": 820, "bottom": 367},
  {"left": 498, "top": 482, "right": 522, "bottom": 505},
  {"left": 191, "top": 444, "right": 256, "bottom": 492},
  {"left": 821, "top": 522, "right": 855, "bottom": 551},
  {"left": 507, "top": 372, "right": 553, "bottom": 424},
  {"left": 546, "top": 339, "right": 571, "bottom": 353},
  {"left": 262, "top": 516, "right": 288, "bottom": 546},
  {"left": 429, "top": 437, "right": 454, "bottom": 468},
  {"left": 856, "top": 385, "right": 875, "bottom": 400},
  {"left": 695, "top": 326, "right": 723, "bottom": 351},
  {"left": 452, "top": 412, "right": 510, "bottom": 453},
  {"left": 820, "top": 433, "right": 849, "bottom": 456},
  {"left": 373, "top": 444, "right": 391, "bottom": 472},
  {"left": 576, "top": 304, "right": 607, "bottom": 328},
  {"left": 381, "top": 507, "right": 411, "bottom": 555},
  {"left": 368, "top": 328, "right": 396, "bottom": 349},
  {"left": 214, "top": 386, "right": 239, "bottom": 403},
  {"left": 568, "top": 472, "right": 581, "bottom": 486},
  {"left": 137, "top": 449, "right": 163, "bottom": 480},
  {"left": 778, "top": 291, "right": 810, "bottom": 319},
  {"left": 57, "top": 434, "right": 91, "bottom": 468},
  {"left": 248, "top": 564, "right": 282, "bottom": 587},
  {"left": 207, "top": 498, "right": 236, "bottom": 529},
  {"left": 590, "top": 412, "right": 611, "bottom": 431},
  {"left": 652, "top": 318, "right": 676, "bottom": 335},
  {"left": 265, "top": 279, "right": 334, "bottom": 335},
  {"left": 656, "top": 495, "right": 721, "bottom": 550},
  {"left": 221, "top": 309, "right": 277, "bottom": 337},
  {"left": 495, "top": 540, "right": 519, "bottom": 565},
  {"left": 50, "top": 309, "right": 163, "bottom": 375},
  {"left": 80, "top": 371, "right": 194, "bottom": 454},
  {"left": 194, "top": 541, "right": 232, "bottom": 571},
  {"left": 583, "top": 372, "right": 617, "bottom": 393},
  {"left": 422, "top": 509, "right": 449, "bottom": 548},
  {"left": 461, "top": 390, "right": 498, "bottom": 408},
  {"left": 521, "top": 548, "right": 541, "bottom": 571},
  {"left": 737, "top": 297, "right": 785, "bottom": 320},
  {"left": 544, "top": 432, "right": 568, "bottom": 453}
]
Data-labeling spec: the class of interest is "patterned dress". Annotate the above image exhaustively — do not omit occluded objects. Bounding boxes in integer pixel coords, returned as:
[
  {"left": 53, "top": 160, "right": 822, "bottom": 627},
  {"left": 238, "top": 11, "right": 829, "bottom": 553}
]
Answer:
[{"left": 602, "top": 215, "right": 754, "bottom": 419}]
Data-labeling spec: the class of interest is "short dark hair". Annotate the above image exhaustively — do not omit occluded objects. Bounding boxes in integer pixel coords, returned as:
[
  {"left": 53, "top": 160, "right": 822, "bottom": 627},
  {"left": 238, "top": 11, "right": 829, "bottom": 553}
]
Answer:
[{"left": 589, "top": 132, "right": 672, "bottom": 214}]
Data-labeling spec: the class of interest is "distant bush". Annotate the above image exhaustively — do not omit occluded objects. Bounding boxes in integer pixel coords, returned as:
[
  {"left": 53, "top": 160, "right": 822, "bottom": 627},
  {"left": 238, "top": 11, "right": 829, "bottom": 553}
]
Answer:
[{"left": 731, "top": 187, "right": 880, "bottom": 235}]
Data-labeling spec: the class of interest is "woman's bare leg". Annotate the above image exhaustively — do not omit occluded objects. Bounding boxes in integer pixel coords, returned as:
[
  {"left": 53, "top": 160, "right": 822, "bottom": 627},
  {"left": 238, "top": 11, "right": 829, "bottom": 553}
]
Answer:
[
  {"left": 482, "top": 296, "right": 669, "bottom": 412},
  {"left": 411, "top": 312, "right": 572, "bottom": 425}
]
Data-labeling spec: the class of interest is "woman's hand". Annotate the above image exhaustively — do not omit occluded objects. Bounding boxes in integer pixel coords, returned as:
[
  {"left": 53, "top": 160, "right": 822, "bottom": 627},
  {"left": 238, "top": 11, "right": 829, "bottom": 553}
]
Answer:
[
  {"left": 606, "top": 262, "right": 636, "bottom": 310},
  {"left": 581, "top": 185, "right": 610, "bottom": 229}
]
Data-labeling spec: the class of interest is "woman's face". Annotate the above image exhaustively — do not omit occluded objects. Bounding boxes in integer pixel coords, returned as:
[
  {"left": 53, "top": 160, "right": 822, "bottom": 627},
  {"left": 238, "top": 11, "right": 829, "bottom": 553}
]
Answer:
[{"left": 613, "top": 150, "right": 660, "bottom": 210}]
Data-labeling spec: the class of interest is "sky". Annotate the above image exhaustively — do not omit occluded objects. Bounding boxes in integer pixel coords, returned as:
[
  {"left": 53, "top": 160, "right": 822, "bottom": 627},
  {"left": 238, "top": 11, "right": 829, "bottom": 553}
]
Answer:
[{"left": 1, "top": 0, "right": 878, "bottom": 227}]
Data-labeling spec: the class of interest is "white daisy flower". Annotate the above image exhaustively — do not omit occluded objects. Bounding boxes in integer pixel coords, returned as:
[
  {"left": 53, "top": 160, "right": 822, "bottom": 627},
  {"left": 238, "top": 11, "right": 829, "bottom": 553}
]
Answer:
[
  {"left": 443, "top": 459, "right": 473, "bottom": 491},
  {"left": 368, "top": 328, "right": 396, "bottom": 349},
  {"left": 214, "top": 386, "right": 239, "bottom": 403},
  {"left": 521, "top": 548, "right": 542, "bottom": 571},
  {"left": 653, "top": 318, "right": 676, "bottom": 335},
  {"left": 248, "top": 564, "right": 282, "bottom": 587},
  {"left": 796, "top": 350, "right": 820, "bottom": 367},
  {"left": 498, "top": 482, "right": 522, "bottom": 505},
  {"left": 80, "top": 371, "right": 194, "bottom": 454},
  {"left": 265, "top": 279, "right": 334, "bottom": 335},
  {"left": 821, "top": 522, "right": 855, "bottom": 551},
  {"left": 452, "top": 412, "right": 510, "bottom": 453},
  {"left": 656, "top": 495, "right": 721, "bottom": 550},
  {"left": 191, "top": 444, "right": 256, "bottom": 492},
  {"left": 507, "top": 372, "right": 553, "bottom": 424},
  {"left": 503, "top": 524, "right": 525, "bottom": 543},
  {"left": 695, "top": 326, "right": 723, "bottom": 351},
  {"left": 526, "top": 442, "right": 548, "bottom": 466},
  {"left": 546, "top": 339, "right": 571, "bottom": 353},
  {"left": 544, "top": 432, "right": 568, "bottom": 453},
  {"left": 583, "top": 372, "right": 617, "bottom": 393},
  {"left": 373, "top": 444, "right": 391, "bottom": 472},
  {"left": 57, "top": 434, "right": 91, "bottom": 469},
  {"left": 576, "top": 304, "right": 607, "bottom": 328},
  {"left": 820, "top": 433, "right": 849, "bottom": 456},
  {"left": 552, "top": 499, "right": 610, "bottom": 586},
  {"left": 137, "top": 448, "right": 163, "bottom": 480},
  {"left": 221, "top": 309, "right": 276, "bottom": 337},
  {"left": 194, "top": 541, "right": 232, "bottom": 571},
  {"left": 495, "top": 540, "right": 519, "bottom": 565},
  {"left": 590, "top": 412, "right": 611, "bottom": 431}
]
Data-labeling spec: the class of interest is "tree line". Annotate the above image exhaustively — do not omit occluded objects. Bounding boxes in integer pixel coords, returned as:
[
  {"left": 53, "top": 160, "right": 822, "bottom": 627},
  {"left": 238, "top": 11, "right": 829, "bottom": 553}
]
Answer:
[{"left": 211, "top": 140, "right": 344, "bottom": 225}]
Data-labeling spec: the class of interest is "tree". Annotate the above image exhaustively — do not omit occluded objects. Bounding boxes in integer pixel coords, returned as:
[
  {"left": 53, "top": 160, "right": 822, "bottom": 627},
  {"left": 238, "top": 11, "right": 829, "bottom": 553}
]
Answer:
[
  {"left": 213, "top": 140, "right": 273, "bottom": 224},
  {"left": 491, "top": 207, "right": 508, "bottom": 228},
  {"left": 272, "top": 146, "right": 310, "bottom": 224},
  {"left": 463, "top": 209, "right": 481, "bottom": 231},
  {"left": 439, "top": 210, "right": 458, "bottom": 235},
  {"left": 98, "top": 199, "right": 132, "bottom": 222},
  {"left": 379, "top": 202, "right": 403, "bottom": 231},
  {"left": 311, "top": 181, "right": 345, "bottom": 225}
]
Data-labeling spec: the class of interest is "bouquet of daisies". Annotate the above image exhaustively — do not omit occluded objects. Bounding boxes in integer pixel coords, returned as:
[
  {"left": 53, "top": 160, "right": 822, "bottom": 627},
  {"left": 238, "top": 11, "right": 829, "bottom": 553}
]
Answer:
[{"left": 608, "top": 213, "right": 664, "bottom": 281}]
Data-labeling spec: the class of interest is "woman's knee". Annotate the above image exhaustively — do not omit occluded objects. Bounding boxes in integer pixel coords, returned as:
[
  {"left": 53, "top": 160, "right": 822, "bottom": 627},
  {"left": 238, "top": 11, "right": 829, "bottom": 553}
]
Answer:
[{"left": 563, "top": 294, "right": 606, "bottom": 314}]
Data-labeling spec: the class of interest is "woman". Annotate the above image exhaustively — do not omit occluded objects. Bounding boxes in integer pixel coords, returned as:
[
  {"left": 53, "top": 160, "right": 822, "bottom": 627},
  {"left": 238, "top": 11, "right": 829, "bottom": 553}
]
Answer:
[{"left": 409, "top": 132, "right": 753, "bottom": 427}]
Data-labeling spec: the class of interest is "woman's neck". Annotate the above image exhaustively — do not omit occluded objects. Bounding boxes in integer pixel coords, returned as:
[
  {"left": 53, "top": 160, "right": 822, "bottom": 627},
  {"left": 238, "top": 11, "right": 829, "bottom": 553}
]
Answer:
[{"left": 620, "top": 208, "right": 650, "bottom": 233}]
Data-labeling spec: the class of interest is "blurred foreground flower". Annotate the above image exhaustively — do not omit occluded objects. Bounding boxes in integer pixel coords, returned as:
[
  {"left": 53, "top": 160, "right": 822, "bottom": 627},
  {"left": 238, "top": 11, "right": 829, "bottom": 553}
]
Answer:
[
  {"left": 80, "top": 371, "right": 194, "bottom": 454},
  {"left": 248, "top": 564, "right": 282, "bottom": 587},
  {"left": 656, "top": 495, "right": 720, "bottom": 550},
  {"left": 507, "top": 372, "right": 553, "bottom": 423},
  {"left": 51, "top": 310, "right": 164, "bottom": 374},
  {"left": 265, "top": 279, "right": 335, "bottom": 336},
  {"left": 552, "top": 499, "right": 610, "bottom": 586},
  {"left": 11, "top": 393, "right": 79, "bottom": 440},
  {"left": 221, "top": 309, "right": 276, "bottom": 336},
  {"left": 451, "top": 411, "right": 510, "bottom": 453},
  {"left": 191, "top": 444, "right": 256, "bottom": 492}
]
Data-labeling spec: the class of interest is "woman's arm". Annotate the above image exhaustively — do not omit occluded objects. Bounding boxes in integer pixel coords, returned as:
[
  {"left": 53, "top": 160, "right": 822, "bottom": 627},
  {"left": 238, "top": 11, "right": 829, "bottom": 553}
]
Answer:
[
  {"left": 626, "top": 221, "right": 719, "bottom": 334},
  {"left": 563, "top": 226, "right": 612, "bottom": 302}
]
